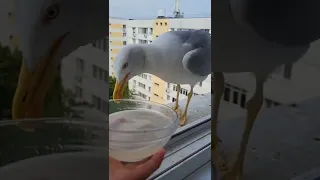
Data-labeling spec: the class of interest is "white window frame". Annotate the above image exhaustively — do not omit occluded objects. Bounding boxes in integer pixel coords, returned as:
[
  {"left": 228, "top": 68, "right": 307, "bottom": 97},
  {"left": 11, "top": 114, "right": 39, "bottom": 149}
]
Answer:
[{"left": 148, "top": 115, "right": 212, "bottom": 180}]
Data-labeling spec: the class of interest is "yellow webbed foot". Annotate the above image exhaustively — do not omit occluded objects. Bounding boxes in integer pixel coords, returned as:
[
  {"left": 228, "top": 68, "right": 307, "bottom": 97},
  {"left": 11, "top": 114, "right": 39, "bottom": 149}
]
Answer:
[
  {"left": 221, "top": 161, "right": 243, "bottom": 180},
  {"left": 173, "top": 106, "right": 182, "bottom": 117},
  {"left": 179, "top": 114, "right": 187, "bottom": 126}
]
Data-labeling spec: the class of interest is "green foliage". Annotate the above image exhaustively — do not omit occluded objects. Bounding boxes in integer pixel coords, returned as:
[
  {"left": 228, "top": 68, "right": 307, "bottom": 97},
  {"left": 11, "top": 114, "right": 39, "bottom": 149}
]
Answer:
[
  {"left": 0, "top": 44, "right": 23, "bottom": 119},
  {"left": 0, "top": 43, "right": 82, "bottom": 120},
  {"left": 108, "top": 76, "right": 132, "bottom": 99}
]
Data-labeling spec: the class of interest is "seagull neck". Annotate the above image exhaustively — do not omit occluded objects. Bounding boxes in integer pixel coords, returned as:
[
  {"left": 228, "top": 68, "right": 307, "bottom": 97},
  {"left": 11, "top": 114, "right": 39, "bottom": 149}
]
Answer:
[{"left": 140, "top": 44, "right": 162, "bottom": 73}]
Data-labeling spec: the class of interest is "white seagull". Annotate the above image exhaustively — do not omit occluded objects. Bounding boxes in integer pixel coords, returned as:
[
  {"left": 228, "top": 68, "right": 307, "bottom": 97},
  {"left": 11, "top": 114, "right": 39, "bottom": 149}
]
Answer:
[
  {"left": 212, "top": 0, "right": 320, "bottom": 179},
  {"left": 11, "top": 0, "right": 108, "bottom": 130},
  {"left": 112, "top": 30, "right": 211, "bottom": 126}
]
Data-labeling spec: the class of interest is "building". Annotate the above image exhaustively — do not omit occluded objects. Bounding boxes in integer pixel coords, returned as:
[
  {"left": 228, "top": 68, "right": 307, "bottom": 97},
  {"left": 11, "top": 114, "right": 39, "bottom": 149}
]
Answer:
[
  {"left": 0, "top": 1, "right": 18, "bottom": 49},
  {"left": 109, "top": 17, "right": 128, "bottom": 77}
]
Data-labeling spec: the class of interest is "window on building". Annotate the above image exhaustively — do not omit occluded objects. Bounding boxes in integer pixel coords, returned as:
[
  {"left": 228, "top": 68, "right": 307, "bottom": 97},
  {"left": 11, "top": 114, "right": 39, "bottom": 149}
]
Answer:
[
  {"left": 154, "top": 82, "right": 160, "bottom": 86},
  {"left": 154, "top": 93, "right": 159, "bottom": 97},
  {"left": 103, "top": 38, "right": 107, "bottom": 51},
  {"left": 76, "top": 58, "right": 84, "bottom": 72},
  {"left": 123, "top": 41, "right": 127, "bottom": 45},
  {"left": 142, "top": 74, "right": 148, "bottom": 79},
  {"left": 165, "top": 22, "right": 167, "bottom": 26},
  {"left": 173, "top": 85, "right": 177, "bottom": 91},
  {"left": 92, "top": 95, "right": 108, "bottom": 114},
  {"left": 104, "top": 69, "right": 108, "bottom": 83},
  {"left": 92, "top": 95, "right": 101, "bottom": 110},
  {"left": 224, "top": 87, "right": 230, "bottom": 101},
  {"left": 198, "top": 81, "right": 203, "bottom": 87},
  {"left": 240, "top": 93, "right": 246, "bottom": 108},
  {"left": 138, "top": 82, "right": 146, "bottom": 89},
  {"left": 75, "top": 86, "right": 83, "bottom": 98},
  {"left": 172, "top": 97, "right": 176, "bottom": 102},
  {"left": 180, "top": 88, "right": 188, "bottom": 96},
  {"left": 233, "top": 91, "right": 239, "bottom": 104},
  {"left": 92, "top": 65, "right": 97, "bottom": 78},
  {"left": 123, "top": 33, "right": 126, "bottom": 37},
  {"left": 98, "top": 68, "right": 103, "bottom": 80},
  {"left": 167, "top": 95, "right": 170, "bottom": 100},
  {"left": 274, "top": 101, "right": 280, "bottom": 106},
  {"left": 148, "top": 87, "right": 151, "bottom": 92},
  {"left": 138, "top": 92, "right": 147, "bottom": 99},
  {"left": 283, "top": 63, "right": 293, "bottom": 79},
  {"left": 102, "top": 100, "right": 108, "bottom": 114}
]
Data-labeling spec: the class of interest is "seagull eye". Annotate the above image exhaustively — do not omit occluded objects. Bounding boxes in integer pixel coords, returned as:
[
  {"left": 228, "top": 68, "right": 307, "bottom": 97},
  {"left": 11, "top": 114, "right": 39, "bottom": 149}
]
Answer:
[
  {"left": 44, "top": 4, "right": 60, "bottom": 21},
  {"left": 122, "top": 63, "right": 128, "bottom": 69}
]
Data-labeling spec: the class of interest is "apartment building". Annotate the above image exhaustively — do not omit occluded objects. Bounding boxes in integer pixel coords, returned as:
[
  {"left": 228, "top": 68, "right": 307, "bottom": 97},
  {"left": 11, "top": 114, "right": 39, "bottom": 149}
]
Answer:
[
  {"left": 0, "top": 1, "right": 18, "bottom": 49},
  {"left": 109, "top": 17, "right": 128, "bottom": 77}
]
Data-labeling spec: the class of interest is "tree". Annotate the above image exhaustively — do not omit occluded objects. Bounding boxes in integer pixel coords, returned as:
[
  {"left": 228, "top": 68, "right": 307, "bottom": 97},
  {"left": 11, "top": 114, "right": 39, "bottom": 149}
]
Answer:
[
  {"left": 0, "top": 43, "right": 82, "bottom": 120},
  {"left": 108, "top": 76, "right": 132, "bottom": 99},
  {"left": 0, "top": 44, "right": 23, "bottom": 119}
]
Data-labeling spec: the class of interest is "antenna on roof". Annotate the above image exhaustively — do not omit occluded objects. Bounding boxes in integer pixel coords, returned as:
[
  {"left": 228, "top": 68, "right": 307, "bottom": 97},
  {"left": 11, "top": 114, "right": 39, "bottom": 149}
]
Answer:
[{"left": 173, "top": 0, "right": 184, "bottom": 18}]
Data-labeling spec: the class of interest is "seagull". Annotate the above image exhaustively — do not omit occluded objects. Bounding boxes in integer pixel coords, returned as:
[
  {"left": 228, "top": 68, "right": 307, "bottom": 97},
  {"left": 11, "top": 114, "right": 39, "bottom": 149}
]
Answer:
[
  {"left": 212, "top": 0, "right": 320, "bottom": 179},
  {"left": 112, "top": 30, "right": 211, "bottom": 126},
  {"left": 11, "top": 0, "right": 108, "bottom": 130}
]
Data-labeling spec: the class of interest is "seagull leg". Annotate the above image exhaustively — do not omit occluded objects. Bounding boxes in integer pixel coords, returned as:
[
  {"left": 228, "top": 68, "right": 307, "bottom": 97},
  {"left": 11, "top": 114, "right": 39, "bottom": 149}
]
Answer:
[
  {"left": 212, "top": 72, "right": 228, "bottom": 179},
  {"left": 172, "top": 84, "right": 182, "bottom": 116},
  {"left": 179, "top": 86, "right": 193, "bottom": 126},
  {"left": 222, "top": 75, "right": 266, "bottom": 180}
]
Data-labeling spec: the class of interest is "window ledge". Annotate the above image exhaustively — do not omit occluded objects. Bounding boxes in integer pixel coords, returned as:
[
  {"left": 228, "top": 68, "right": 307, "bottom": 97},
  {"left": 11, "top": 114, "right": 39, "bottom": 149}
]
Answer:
[
  {"left": 149, "top": 93, "right": 245, "bottom": 180},
  {"left": 217, "top": 96, "right": 320, "bottom": 180}
]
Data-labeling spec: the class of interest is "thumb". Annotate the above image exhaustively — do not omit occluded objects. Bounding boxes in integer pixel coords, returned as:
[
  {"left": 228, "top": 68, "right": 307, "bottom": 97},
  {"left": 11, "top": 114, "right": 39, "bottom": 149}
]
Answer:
[{"left": 131, "top": 149, "right": 166, "bottom": 180}]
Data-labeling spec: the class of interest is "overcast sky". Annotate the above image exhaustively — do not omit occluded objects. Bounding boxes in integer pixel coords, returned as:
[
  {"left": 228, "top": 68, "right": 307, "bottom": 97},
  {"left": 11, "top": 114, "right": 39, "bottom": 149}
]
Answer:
[{"left": 109, "top": 0, "right": 211, "bottom": 19}]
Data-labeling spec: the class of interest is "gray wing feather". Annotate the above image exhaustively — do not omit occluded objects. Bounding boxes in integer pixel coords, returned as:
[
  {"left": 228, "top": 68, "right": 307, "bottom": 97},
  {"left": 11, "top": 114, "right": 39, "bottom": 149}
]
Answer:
[{"left": 182, "top": 30, "right": 211, "bottom": 76}]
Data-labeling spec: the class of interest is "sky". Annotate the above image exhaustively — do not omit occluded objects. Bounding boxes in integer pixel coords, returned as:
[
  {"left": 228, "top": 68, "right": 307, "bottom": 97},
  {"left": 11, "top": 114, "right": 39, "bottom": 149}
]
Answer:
[{"left": 109, "top": 0, "right": 211, "bottom": 19}]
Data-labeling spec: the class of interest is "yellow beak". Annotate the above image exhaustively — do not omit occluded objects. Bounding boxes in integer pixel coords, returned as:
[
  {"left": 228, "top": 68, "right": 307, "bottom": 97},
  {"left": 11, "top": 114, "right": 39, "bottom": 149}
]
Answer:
[
  {"left": 12, "top": 33, "right": 69, "bottom": 131},
  {"left": 112, "top": 73, "right": 130, "bottom": 101}
]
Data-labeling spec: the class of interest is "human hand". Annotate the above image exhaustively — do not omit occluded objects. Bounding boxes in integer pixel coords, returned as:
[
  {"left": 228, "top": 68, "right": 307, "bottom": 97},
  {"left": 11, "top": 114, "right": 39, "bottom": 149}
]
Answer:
[{"left": 109, "top": 148, "right": 166, "bottom": 180}]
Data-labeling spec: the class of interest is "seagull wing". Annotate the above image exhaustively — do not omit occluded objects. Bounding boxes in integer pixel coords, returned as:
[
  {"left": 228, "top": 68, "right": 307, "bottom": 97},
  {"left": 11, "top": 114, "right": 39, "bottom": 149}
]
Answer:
[{"left": 182, "top": 30, "right": 211, "bottom": 76}]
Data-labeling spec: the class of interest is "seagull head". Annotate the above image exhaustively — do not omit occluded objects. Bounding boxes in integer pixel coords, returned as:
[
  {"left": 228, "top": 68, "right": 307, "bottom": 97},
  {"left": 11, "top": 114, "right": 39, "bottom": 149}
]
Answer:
[
  {"left": 112, "top": 44, "right": 146, "bottom": 100},
  {"left": 11, "top": 0, "right": 108, "bottom": 123}
]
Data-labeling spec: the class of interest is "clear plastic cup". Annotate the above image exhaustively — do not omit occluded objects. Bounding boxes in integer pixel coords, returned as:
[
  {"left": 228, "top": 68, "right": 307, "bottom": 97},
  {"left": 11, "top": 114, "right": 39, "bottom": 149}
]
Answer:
[
  {"left": 0, "top": 118, "right": 108, "bottom": 180},
  {"left": 109, "top": 99, "right": 179, "bottom": 162}
]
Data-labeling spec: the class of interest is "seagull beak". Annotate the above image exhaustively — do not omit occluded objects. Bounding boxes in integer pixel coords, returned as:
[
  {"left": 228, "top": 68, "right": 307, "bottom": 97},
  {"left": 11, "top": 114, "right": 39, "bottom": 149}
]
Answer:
[
  {"left": 113, "top": 73, "right": 130, "bottom": 101},
  {"left": 12, "top": 33, "right": 69, "bottom": 131}
]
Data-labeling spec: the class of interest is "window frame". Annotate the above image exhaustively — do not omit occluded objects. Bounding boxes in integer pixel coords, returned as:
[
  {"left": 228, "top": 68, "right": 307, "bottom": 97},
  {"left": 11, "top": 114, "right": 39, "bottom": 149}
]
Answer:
[{"left": 149, "top": 115, "right": 212, "bottom": 180}]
